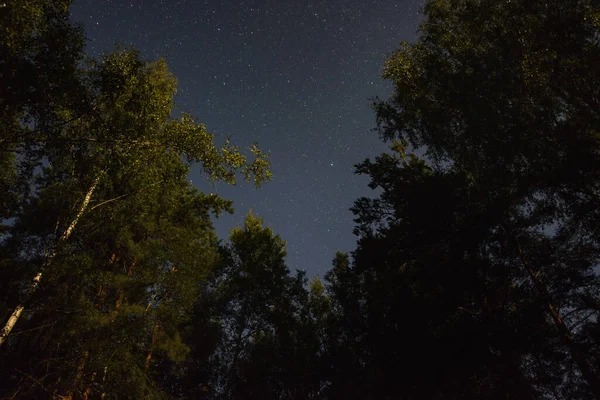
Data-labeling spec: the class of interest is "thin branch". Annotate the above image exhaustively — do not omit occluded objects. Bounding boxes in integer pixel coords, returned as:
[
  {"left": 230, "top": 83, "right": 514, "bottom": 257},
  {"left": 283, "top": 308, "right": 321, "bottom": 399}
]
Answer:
[
  {"left": 14, "top": 369, "right": 50, "bottom": 395},
  {"left": 88, "top": 193, "right": 130, "bottom": 212},
  {"left": 568, "top": 310, "right": 597, "bottom": 331},
  {"left": 8, "top": 322, "right": 56, "bottom": 337},
  {"left": 89, "top": 180, "right": 165, "bottom": 212}
]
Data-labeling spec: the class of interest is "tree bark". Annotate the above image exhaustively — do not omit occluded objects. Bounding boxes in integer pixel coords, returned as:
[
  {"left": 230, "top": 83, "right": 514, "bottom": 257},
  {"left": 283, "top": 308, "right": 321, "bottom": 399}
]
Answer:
[
  {"left": 82, "top": 370, "right": 96, "bottom": 400},
  {"left": 0, "top": 174, "right": 102, "bottom": 346},
  {"left": 145, "top": 321, "right": 160, "bottom": 372},
  {"left": 515, "top": 241, "right": 600, "bottom": 399},
  {"left": 143, "top": 265, "right": 176, "bottom": 372},
  {"left": 62, "top": 350, "right": 90, "bottom": 399},
  {"left": 113, "top": 261, "right": 136, "bottom": 322}
]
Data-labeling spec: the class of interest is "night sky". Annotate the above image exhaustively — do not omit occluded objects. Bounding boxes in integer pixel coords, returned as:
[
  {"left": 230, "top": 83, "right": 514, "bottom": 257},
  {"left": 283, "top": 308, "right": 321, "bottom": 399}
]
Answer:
[{"left": 69, "top": 0, "right": 424, "bottom": 276}]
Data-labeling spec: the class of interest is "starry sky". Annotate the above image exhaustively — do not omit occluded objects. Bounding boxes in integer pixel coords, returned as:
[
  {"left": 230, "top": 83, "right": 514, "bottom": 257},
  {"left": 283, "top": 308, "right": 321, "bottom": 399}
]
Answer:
[{"left": 69, "top": 0, "right": 424, "bottom": 276}]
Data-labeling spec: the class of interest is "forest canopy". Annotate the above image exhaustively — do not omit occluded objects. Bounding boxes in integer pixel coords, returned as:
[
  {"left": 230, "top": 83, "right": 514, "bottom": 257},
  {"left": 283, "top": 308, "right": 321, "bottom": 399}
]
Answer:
[{"left": 1, "top": 0, "right": 600, "bottom": 399}]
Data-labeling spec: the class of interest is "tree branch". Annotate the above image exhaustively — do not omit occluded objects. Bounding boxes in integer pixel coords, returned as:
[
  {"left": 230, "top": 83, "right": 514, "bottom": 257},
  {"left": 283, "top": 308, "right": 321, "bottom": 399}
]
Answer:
[{"left": 89, "top": 180, "right": 165, "bottom": 212}]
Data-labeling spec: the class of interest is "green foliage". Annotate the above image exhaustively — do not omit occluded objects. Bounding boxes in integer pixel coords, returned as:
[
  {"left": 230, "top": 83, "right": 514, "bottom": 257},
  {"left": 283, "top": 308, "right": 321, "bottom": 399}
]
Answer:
[
  {"left": 179, "top": 212, "right": 323, "bottom": 399},
  {"left": 378, "top": 0, "right": 600, "bottom": 192},
  {"left": 2, "top": 0, "right": 600, "bottom": 398},
  {"left": 0, "top": 2, "right": 271, "bottom": 398}
]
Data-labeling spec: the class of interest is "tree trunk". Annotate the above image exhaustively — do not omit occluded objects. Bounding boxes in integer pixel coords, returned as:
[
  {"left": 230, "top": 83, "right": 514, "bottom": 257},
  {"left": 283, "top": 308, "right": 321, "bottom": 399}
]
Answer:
[
  {"left": 144, "top": 270, "right": 174, "bottom": 372},
  {"left": 62, "top": 350, "right": 90, "bottom": 399},
  {"left": 83, "top": 370, "right": 96, "bottom": 400},
  {"left": 0, "top": 174, "right": 102, "bottom": 346},
  {"left": 516, "top": 243, "right": 600, "bottom": 399},
  {"left": 145, "top": 321, "right": 160, "bottom": 372},
  {"left": 100, "top": 366, "right": 108, "bottom": 399},
  {"left": 226, "top": 306, "right": 249, "bottom": 393},
  {"left": 113, "top": 261, "right": 135, "bottom": 322}
]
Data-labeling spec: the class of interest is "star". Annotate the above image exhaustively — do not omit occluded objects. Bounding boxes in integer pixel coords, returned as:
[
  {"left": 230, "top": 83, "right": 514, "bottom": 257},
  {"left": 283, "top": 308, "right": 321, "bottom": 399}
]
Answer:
[{"left": 69, "top": 0, "right": 421, "bottom": 275}]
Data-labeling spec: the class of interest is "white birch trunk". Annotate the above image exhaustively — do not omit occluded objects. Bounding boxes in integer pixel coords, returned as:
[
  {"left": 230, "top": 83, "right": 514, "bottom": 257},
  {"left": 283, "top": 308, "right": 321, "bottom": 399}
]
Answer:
[{"left": 0, "top": 174, "right": 102, "bottom": 346}]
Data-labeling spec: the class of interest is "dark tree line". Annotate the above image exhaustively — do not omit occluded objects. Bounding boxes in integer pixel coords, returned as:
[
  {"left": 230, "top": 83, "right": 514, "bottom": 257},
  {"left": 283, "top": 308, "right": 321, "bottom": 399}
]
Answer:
[{"left": 1, "top": 0, "right": 600, "bottom": 398}]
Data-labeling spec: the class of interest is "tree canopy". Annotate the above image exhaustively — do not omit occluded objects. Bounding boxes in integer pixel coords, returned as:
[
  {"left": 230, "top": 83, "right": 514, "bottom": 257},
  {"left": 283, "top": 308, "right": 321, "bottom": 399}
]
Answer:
[{"left": 2, "top": 0, "right": 600, "bottom": 399}]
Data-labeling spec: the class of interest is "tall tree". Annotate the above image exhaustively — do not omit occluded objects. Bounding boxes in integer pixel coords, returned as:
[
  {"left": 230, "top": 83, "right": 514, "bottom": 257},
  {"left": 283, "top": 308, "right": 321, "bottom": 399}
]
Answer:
[
  {"left": 0, "top": 0, "right": 86, "bottom": 216},
  {"left": 0, "top": 46, "right": 271, "bottom": 347},
  {"left": 338, "top": 147, "right": 549, "bottom": 399},
  {"left": 202, "top": 212, "right": 314, "bottom": 399},
  {"left": 0, "top": 42, "right": 271, "bottom": 397},
  {"left": 352, "top": 0, "right": 600, "bottom": 397}
]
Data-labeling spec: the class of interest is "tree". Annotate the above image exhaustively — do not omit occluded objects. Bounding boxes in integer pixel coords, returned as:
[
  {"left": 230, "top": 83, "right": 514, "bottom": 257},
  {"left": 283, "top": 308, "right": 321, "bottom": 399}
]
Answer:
[
  {"left": 0, "top": 1, "right": 273, "bottom": 397},
  {"left": 0, "top": 43, "right": 272, "bottom": 398},
  {"left": 356, "top": 0, "right": 600, "bottom": 397},
  {"left": 336, "top": 147, "right": 552, "bottom": 399},
  {"left": 0, "top": 0, "right": 88, "bottom": 350},
  {"left": 200, "top": 212, "right": 317, "bottom": 399},
  {"left": 0, "top": 45, "right": 272, "bottom": 346},
  {"left": 0, "top": 0, "right": 86, "bottom": 218},
  {"left": 376, "top": 0, "right": 600, "bottom": 193}
]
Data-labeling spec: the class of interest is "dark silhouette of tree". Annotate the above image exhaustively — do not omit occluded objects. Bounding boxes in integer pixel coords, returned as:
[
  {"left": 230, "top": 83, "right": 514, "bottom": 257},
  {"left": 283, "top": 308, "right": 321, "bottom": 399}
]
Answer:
[
  {"left": 197, "top": 212, "right": 314, "bottom": 399},
  {"left": 2, "top": 0, "right": 600, "bottom": 398},
  {"left": 338, "top": 0, "right": 600, "bottom": 397}
]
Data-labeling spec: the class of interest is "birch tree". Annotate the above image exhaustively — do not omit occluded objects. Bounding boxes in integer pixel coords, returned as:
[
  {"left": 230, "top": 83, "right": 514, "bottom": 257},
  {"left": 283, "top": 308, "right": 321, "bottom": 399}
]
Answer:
[
  {"left": 0, "top": 39, "right": 271, "bottom": 399},
  {"left": 0, "top": 43, "right": 271, "bottom": 345}
]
